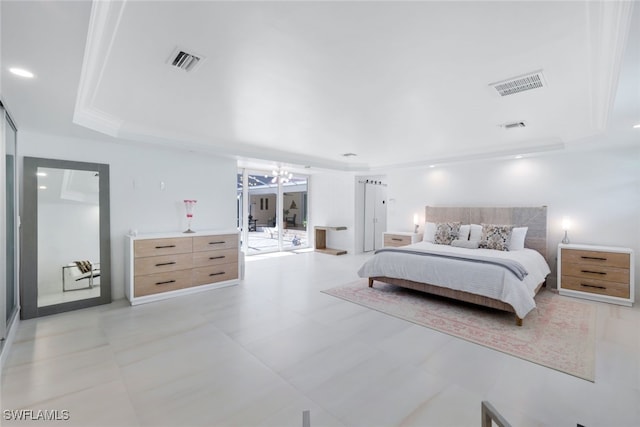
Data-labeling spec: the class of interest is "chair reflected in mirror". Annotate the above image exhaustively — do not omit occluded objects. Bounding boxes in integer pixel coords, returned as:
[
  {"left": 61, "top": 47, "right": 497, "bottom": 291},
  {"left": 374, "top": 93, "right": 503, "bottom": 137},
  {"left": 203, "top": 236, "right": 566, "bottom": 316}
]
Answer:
[{"left": 62, "top": 261, "right": 101, "bottom": 292}]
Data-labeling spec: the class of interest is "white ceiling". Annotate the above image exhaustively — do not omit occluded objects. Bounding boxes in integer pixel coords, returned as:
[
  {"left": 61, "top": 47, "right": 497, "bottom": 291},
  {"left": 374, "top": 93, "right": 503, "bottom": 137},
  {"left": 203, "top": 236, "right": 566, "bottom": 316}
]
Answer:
[{"left": 2, "top": 1, "right": 639, "bottom": 171}]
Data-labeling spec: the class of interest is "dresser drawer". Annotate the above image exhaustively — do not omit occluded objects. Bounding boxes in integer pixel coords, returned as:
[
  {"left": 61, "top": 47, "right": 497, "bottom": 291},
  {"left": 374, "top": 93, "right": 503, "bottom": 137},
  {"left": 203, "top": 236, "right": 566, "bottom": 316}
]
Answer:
[
  {"left": 134, "top": 269, "right": 193, "bottom": 297},
  {"left": 193, "top": 234, "right": 238, "bottom": 252},
  {"left": 384, "top": 234, "right": 412, "bottom": 247},
  {"left": 560, "top": 275, "right": 630, "bottom": 299},
  {"left": 192, "top": 263, "right": 239, "bottom": 286},
  {"left": 561, "top": 248, "right": 630, "bottom": 269},
  {"left": 192, "top": 248, "right": 238, "bottom": 268},
  {"left": 561, "top": 262, "right": 629, "bottom": 284},
  {"left": 134, "top": 237, "right": 193, "bottom": 258},
  {"left": 134, "top": 253, "right": 192, "bottom": 276}
]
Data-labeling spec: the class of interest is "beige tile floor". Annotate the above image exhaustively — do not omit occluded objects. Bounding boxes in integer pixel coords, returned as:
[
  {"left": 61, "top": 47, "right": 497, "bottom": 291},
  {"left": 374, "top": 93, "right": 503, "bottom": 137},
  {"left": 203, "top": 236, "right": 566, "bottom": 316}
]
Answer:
[{"left": 2, "top": 251, "right": 639, "bottom": 427}]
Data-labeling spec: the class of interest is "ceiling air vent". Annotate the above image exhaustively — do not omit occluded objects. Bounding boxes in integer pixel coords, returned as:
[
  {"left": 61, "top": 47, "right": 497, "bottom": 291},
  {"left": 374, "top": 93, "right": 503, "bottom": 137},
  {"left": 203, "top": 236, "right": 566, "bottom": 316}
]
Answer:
[
  {"left": 168, "top": 48, "right": 204, "bottom": 72},
  {"left": 489, "top": 70, "right": 546, "bottom": 96}
]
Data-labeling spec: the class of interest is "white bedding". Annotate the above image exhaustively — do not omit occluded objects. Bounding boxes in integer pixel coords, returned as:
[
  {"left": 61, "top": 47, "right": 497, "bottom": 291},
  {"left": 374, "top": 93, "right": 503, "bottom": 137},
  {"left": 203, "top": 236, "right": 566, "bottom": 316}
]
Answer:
[{"left": 357, "top": 241, "right": 551, "bottom": 318}]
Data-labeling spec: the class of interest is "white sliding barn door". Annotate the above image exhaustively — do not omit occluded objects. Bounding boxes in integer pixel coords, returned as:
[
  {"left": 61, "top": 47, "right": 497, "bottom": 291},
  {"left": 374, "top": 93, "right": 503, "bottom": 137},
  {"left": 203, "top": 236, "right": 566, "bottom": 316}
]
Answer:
[{"left": 362, "top": 181, "right": 387, "bottom": 252}]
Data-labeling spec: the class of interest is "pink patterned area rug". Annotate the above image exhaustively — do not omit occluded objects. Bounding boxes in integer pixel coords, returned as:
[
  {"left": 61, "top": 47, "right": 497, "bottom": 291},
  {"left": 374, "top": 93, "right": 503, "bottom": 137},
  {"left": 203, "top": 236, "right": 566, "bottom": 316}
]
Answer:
[{"left": 323, "top": 280, "right": 596, "bottom": 381}]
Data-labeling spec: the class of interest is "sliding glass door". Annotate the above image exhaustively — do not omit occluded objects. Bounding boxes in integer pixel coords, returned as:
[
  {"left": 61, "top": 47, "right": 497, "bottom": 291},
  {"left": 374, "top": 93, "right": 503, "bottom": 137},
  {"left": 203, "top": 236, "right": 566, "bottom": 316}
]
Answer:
[
  {"left": 282, "top": 174, "right": 308, "bottom": 251},
  {"left": 237, "top": 169, "right": 309, "bottom": 256},
  {"left": 1, "top": 101, "right": 19, "bottom": 349},
  {"left": 246, "top": 171, "right": 279, "bottom": 255}
]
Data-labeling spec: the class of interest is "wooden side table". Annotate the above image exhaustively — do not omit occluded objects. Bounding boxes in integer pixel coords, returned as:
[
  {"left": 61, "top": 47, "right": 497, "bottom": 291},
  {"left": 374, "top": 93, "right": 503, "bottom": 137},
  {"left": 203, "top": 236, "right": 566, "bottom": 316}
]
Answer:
[
  {"left": 383, "top": 232, "right": 423, "bottom": 247},
  {"left": 558, "top": 243, "right": 634, "bottom": 306},
  {"left": 314, "top": 226, "right": 347, "bottom": 255}
]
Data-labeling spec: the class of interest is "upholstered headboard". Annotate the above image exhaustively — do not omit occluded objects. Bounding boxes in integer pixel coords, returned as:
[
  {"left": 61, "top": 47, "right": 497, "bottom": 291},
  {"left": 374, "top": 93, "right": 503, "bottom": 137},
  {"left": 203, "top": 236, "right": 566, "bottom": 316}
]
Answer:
[{"left": 424, "top": 206, "right": 548, "bottom": 261}]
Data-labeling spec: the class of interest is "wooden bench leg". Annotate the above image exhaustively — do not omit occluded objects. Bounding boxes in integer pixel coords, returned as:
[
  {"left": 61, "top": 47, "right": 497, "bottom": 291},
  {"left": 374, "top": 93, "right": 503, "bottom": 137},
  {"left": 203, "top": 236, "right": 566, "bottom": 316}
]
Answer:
[
  {"left": 368, "top": 278, "right": 374, "bottom": 288},
  {"left": 515, "top": 316, "right": 523, "bottom": 327}
]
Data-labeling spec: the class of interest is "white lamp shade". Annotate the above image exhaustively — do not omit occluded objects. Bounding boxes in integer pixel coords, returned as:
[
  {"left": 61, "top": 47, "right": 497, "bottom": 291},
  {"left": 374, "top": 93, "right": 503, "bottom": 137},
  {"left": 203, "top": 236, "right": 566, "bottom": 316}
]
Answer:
[{"left": 561, "top": 216, "right": 571, "bottom": 231}]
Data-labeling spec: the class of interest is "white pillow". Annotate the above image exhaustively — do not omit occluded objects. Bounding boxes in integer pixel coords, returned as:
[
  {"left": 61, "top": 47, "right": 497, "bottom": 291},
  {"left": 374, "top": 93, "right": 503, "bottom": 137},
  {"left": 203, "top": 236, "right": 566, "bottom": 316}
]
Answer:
[
  {"left": 423, "top": 222, "right": 436, "bottom": 242},
  {"left": 451, "top": 239, "right": 480, "bottom": 249},
  {"left": 508, "top": 226, "right": 528, "bottom": 251},
  {"left": 469, "top": 224, "right": 483, "bottom": 241},
  {"left": 458, "top": 224, "right": 470, "bottom": 241}
]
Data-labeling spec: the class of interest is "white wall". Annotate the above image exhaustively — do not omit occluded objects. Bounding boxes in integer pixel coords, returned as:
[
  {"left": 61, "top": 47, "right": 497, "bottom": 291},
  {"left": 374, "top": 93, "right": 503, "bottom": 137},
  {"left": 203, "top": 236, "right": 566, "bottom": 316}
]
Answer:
[
  {"left": 310, "top": 172, "right": 356, "bottom": 253},
  {"left": 20, "top": 131, "right": 238, "bottom": 300},
  {"left": 383, "top": 145, "right": 640, "bottom": 294}
]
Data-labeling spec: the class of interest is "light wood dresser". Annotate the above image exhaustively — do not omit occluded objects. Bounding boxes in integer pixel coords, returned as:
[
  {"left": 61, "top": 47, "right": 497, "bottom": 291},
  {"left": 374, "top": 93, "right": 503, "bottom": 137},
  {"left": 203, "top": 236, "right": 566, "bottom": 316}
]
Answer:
[
  {"left": 126, "top": 230, "right": 240, "bottom": 305},
  {"left": 383, "top": 232, "right": 423, "bottom": 248},
  {"left": 558, "top": 243, "right": 634, "bottom": 306}
]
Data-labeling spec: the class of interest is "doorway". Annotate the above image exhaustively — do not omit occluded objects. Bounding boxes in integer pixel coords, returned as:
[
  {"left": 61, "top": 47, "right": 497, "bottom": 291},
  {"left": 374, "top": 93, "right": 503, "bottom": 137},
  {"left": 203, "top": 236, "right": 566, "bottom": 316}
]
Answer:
[
  {"left": 360, "top": 178, "right": 387, "bottom": 252},
  {"left": 237, "top": 169, "right": 309, "bottom": 256}
]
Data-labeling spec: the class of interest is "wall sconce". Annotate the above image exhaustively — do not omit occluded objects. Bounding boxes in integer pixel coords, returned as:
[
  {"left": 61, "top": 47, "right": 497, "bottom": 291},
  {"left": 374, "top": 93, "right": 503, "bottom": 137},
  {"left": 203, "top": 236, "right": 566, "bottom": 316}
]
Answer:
[
  {"left": 561, "top": 216, "right": 571, "bottom": 244},
  {"left": 413, "top": 213, "right": 420, "bottom": 234}
]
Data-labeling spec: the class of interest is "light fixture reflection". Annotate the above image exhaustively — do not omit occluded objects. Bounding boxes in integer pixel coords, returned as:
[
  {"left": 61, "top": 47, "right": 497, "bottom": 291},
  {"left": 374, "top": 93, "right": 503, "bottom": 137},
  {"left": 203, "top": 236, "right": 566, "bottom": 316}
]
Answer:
[{"left": 9, "top": 67, "right": 35, "bottom": 78}]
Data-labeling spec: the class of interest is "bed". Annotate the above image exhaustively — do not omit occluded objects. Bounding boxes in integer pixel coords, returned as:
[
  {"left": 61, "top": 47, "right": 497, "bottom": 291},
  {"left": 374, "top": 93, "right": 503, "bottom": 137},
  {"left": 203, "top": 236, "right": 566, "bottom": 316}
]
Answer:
[{"left": 358, "top": 206, "right": 551, "bottom": 325}]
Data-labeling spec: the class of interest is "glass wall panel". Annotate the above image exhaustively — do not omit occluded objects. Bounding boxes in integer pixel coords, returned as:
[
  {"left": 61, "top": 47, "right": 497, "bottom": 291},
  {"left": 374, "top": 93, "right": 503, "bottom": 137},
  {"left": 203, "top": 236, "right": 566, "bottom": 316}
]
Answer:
[
  {"left": 282, "top": 175, "right": 308, "bottom": 250},
  {"left": 5, "top": 112, "right": 17, "bottom": 322},
  {"left": 1, "top": 103, "right": 18, "bottom": 344},
  {"left": 246, "top": 172, "right": 279, "bottom": 255},
  {"left": 237, "top": 169, "right": 310, "bottom": 256}
]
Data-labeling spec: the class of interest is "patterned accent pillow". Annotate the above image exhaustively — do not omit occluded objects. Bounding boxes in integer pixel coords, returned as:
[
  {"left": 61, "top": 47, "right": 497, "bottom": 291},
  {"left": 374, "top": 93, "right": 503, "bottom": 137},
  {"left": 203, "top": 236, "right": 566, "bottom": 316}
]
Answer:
[
  {"left": 434, "top": 222, "right": 461, "bottom": 245},
  {"left": 479, "top": 224, "right": 514, "bottom": 251}
]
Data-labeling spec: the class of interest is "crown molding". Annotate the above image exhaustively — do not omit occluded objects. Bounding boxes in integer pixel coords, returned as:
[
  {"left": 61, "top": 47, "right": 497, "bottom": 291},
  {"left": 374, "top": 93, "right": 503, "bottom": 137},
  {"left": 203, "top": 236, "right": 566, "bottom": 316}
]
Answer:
[
  {"left": 368, "top": 139, "right": 566, "bottom": 171},
  {"left": 586, "top": 0, "right": 634, "bottom": 131},
  {"left": 73, "top": 0, "right": 127, "bottom": 136}
]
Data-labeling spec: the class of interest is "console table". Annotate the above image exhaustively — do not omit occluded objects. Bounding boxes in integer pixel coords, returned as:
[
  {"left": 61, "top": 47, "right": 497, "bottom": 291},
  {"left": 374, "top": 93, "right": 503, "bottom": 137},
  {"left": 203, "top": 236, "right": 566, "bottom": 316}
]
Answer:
[{"left": 314, "top": 226, "right": 347, "bottom": 255}]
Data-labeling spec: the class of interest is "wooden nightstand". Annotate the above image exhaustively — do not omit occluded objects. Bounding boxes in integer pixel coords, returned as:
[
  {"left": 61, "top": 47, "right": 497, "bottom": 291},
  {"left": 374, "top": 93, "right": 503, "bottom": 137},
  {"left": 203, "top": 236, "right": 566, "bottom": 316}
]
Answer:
[
  {"left": 558, "top": 243, "right": 634, "bottom": 306},
  {"left": 383, "top": 232, "right": 423, "bottom": 248}
]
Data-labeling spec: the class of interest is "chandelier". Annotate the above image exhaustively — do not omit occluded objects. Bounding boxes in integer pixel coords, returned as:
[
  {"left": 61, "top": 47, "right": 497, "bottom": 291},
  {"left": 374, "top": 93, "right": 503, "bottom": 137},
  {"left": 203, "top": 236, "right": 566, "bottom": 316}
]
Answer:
[{"left": 271, "top": 168, "right": 293, "bottom": 184}]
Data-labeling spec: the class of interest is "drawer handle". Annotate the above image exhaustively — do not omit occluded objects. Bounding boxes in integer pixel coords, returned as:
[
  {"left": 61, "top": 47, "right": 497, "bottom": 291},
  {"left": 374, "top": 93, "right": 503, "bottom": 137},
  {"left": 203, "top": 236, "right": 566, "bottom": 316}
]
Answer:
[
  {"left": 391, "top": 238, "right": 403, "bottom": 241},
  {"left": 155, "top": 245, "right": 176, "bottom": 249},
  {"left": 155, "top": 280, "right": 176, "bottom": 285},
  {"left": 581, "top": 270, "right": 606, "bottom": 275},
  {"left": 580, "top": 256, "right": 607, "bottom": 261},
  {"left": 580, "top": 283, "right": 606, "bottom": 290},
  {"left": 209, "top": 272, "right": 225, "bottom": 277},
  {"left": 209, "top": 256, "right": 225, "bottom": 260},
  {"left": 209, "top": 241, "right": 226, "bottom": 245},
  {"left": 155, "top": 261, "right": 176, "bottom": 267}
]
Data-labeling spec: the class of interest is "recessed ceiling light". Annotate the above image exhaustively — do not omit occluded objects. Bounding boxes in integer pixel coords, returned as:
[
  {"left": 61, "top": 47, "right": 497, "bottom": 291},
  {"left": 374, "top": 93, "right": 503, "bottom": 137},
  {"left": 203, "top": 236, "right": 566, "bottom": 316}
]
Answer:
[
  {"left": 38, "top": 186, "right": 47, "bottom": 190},
  {"left": 633, "top": 124, "right": 640, "bottom": 129},
  {"left": 9, "top": 67, "right": 35, "bottom": 78},
  {"left": 515, "top": 155, "right": 523, "bottom": 159},
  {"left": 429, "top": 164, "right": 436, "bottom": 168}
]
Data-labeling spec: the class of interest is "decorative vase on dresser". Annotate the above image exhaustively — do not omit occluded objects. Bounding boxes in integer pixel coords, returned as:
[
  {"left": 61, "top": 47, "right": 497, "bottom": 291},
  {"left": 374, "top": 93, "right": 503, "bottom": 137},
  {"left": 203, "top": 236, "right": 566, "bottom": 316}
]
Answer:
[
  {"left": 557, "top": 243, "right": 634, "bottom": 306},
  {"left": 125, "top": 230, "right": 240, "bottom": 305}
]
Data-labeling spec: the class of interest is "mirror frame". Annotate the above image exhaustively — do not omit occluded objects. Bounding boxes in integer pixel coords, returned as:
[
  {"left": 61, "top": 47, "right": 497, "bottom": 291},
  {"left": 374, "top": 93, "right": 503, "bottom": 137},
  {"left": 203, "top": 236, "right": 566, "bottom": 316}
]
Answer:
[{"left": 21, "top": 157, "right": 111, "bottom": 319}]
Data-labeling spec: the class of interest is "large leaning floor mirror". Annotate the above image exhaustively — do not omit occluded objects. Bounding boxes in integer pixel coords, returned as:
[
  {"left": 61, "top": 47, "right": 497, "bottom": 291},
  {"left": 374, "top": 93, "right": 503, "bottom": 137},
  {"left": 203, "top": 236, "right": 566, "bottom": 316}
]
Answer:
[{"left": 21, "top": 157, "right": 111, "bottom": 319}]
